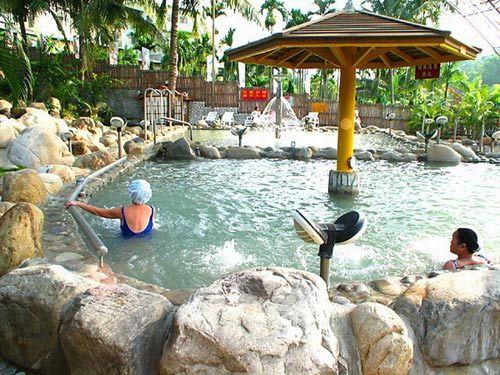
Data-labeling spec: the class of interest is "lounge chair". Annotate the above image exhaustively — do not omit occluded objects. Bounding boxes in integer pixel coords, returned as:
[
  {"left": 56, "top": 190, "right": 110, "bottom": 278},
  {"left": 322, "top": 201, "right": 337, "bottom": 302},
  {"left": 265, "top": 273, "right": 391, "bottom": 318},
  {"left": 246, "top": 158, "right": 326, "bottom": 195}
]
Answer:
[
  {"left": 203, "top": 111, "right": 219, "bottom": 126},
  {"left": 221, "top": 112, "right": 235, "bottom": 128},
  {"left": 302, "top": 112, "right": 319, "bottom": 130}
]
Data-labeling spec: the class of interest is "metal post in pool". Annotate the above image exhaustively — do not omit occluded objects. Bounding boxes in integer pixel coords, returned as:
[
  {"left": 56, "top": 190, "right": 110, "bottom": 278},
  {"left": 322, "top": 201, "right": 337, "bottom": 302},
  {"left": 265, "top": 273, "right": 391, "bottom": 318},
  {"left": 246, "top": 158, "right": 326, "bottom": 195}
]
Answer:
[
  {"left": 273, "top": 69, "right": 287, "bottom": 139},
  {"left": 110, "top": 116, "right": 126, "bottom": 159},
  {"left": 386, "top": 112, "right": 396, "bottom": 134}
]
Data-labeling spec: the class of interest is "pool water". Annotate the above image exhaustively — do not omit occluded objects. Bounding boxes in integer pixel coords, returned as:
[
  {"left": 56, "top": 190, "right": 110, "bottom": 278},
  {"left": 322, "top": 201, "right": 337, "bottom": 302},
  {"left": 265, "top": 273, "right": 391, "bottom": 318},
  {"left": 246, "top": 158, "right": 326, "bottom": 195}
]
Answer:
[
  {"left": 87, "top": 138, "right": 499, "bottom": 289},
  {"left": 191, "top": 129, "right": 411, "bottom": 151}
]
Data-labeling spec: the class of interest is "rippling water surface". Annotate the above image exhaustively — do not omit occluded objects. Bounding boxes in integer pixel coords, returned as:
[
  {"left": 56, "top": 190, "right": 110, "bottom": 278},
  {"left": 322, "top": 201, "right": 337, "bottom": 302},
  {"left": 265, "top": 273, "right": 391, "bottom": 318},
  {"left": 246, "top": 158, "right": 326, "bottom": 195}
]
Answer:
[{"left": 88, "top": 131, "right": 500, "bottom": 289}]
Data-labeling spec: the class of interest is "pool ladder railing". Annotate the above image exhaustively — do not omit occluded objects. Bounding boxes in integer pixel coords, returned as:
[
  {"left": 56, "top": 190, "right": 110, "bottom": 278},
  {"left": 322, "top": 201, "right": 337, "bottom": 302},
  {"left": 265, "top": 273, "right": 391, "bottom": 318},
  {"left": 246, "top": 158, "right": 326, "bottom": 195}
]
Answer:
[
  {"left": 66, "top": 157, "right": 127, "bottom": 267},
  {"left": 153, "top": 116, "right": 193, "bottom": 144}
]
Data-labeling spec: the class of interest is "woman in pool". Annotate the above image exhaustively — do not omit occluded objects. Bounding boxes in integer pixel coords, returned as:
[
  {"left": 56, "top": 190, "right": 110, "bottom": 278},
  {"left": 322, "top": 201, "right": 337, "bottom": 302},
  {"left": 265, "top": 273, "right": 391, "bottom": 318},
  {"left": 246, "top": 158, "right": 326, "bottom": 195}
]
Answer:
[
  {"left": 65, "top": 179, "right": 155, "bottom": 237},
  {"left": 443, "top": 228, "right": 490, "bottom": 270}
]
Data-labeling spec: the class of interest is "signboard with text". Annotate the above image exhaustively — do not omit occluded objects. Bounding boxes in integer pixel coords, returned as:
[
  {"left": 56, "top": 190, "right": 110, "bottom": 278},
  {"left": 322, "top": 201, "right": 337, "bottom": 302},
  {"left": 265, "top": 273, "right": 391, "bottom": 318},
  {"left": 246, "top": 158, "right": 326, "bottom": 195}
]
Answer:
[
  {"left": 415, "top": 64, "right": 440, "bottom": 79},
  {"left": 240, "top": 88, "right": 269, "bottom": 101},
  {"left": 311, "top": 102, "right": 329, "bottom": 113}
]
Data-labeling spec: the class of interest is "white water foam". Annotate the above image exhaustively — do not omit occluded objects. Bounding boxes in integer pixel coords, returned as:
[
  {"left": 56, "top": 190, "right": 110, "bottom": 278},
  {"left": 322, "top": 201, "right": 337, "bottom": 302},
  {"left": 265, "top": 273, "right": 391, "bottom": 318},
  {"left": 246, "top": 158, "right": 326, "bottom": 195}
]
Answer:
[{"left": 200, "top": 240, "right": 254, "bottom": 274}]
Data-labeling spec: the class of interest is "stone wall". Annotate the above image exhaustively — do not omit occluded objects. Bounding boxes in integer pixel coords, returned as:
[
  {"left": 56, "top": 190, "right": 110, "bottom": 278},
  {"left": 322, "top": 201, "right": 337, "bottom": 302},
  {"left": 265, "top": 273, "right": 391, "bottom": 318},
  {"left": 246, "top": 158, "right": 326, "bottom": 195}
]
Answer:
[
  {"left": 107, "top": 89, "right": 143, "bottom": 123},
  {"left": 0, "top": 265, "right": 498, "bottom": 375}
]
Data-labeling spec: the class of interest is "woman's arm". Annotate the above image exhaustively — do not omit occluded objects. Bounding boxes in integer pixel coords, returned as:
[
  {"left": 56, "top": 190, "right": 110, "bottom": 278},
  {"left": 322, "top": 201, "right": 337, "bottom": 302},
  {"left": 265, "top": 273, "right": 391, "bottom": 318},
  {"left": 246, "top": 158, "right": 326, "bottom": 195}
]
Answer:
[{"left": 65, "top": 201, "right": 122, "bottom": 219}]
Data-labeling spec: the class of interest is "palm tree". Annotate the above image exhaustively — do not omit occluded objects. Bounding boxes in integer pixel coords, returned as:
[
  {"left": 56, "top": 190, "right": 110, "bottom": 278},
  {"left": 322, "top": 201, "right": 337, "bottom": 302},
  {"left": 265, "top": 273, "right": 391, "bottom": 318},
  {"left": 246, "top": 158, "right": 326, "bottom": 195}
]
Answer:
[
  {"left": 260, "top": 0, "right": 288, "bottom": 33},
  {"left": 179, "top": 0, "right": 259, "bottom": 96},
  {"left": 285, "top": 9, "right": 310, "bottom": 29},
  {"left": 0, "top": 0, "right": 70, "bottom": 50},
  {"left": 0, "top": 40, "right": 33, "bottom": 105},
  {"left": 309, "top": 0, "right": 337, "bottom": 17},
  {"left": 308, "top": 1, "right": 338, "bottom": 100},
  {"left": 57, "top": 0, "right": 160, "bottom": 78}
]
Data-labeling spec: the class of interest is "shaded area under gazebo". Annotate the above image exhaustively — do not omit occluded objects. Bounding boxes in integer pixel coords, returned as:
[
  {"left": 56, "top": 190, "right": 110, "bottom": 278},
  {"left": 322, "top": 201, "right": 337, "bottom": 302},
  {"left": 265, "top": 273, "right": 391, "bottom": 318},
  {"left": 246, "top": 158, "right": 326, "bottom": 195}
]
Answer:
[{"left": 227, "top": 9, "right": 481, "bottom": 194}]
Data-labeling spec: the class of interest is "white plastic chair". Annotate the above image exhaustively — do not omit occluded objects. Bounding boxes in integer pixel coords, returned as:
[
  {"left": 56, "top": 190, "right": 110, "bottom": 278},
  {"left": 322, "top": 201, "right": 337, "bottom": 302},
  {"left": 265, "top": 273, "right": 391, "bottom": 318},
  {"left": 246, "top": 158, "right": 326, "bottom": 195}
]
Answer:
[
  {"left": 221, "top": 112, "right": 235, "bottom": 128},
  {"left": 203, "top": 111, "right": 219, "bottom": 125},
  {"left": 302, "top": 112, "right": 319, "bottom": 129}
]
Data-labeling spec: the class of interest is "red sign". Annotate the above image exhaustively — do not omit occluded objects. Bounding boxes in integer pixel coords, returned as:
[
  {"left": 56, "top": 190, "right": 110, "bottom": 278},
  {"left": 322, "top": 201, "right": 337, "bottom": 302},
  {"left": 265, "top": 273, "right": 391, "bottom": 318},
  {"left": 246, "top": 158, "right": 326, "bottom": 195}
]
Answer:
[
  {"left": 240, "top": 88, "right": 269, "bottom": 101},
  {"left": 415, "top": 64, "right": 441, "bottom": 79}
]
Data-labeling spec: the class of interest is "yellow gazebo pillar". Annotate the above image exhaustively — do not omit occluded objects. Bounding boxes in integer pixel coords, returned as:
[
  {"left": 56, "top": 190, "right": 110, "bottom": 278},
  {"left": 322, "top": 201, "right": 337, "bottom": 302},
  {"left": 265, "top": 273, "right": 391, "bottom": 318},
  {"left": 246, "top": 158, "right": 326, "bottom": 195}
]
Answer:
[{"left": 328, "top": 64, "right": 359, "bottom": 195}]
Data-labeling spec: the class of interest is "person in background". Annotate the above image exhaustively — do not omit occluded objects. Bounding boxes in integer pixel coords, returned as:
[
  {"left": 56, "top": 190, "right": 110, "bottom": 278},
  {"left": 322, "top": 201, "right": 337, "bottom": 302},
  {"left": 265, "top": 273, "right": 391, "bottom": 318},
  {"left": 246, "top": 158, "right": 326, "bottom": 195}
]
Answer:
[
  {"left": 443, "top": 228, "right": 490, "bottom": 270},
  {"left": 65, "top": 179, "right": 155, "bottom": 237}
]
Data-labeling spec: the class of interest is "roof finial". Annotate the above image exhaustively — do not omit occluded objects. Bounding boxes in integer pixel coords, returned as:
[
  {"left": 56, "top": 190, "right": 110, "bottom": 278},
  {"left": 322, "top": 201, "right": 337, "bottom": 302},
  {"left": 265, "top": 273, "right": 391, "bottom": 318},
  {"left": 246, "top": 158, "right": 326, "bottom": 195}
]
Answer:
[{"left": 344, "top": 0, "right": 355, "bottom": 11}]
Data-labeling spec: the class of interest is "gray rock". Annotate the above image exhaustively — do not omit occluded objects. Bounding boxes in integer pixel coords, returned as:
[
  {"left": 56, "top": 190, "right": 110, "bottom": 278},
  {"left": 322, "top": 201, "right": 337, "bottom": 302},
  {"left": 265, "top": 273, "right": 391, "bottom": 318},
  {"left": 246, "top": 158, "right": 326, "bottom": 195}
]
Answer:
[
  {"left": 224, "top": 146, "right": 261, "bottom": 159},
  {"left": 392, "top": 270, "right": 500, "bottom": 367},
  {"left": 451, "top": 143, "right": 478, "bottom": 161},
  {"left": 160, "top": 267, "right": 339, "bottom": 374},
  {"left": 294, "top": 147, "right": 313, "bottom": 160},
  {"left": 0, "top": 265, "right": 97, "bottom": 374},
  {"left": 7, "top": 127, "right": 74, "bottom": 168},
  {"left": 351, "top": 302, "right": 413, "bottom": 375},
  {"left": 323, "top": 147, "right": 338, "bottom": 160},
  {"left": 427, "top": 144, "right": 462, "bottom": 163},
  {"left": 355, "top": 151, "right": 375, "bottom": 161},
  {"left": 163, "top": 138, "right": 196, "bottom": 159},
  {"left": 0, "top": 203, "right": 44, "bottom": 276},
  {"left": 61, "top": 284, "right": 173, "bottom": 375},
  {"left": 198, "top": 145, "right": 221, "bottom": 159},
  {"left": 2, "top": 169, "right": 48, "bottom": 205}
]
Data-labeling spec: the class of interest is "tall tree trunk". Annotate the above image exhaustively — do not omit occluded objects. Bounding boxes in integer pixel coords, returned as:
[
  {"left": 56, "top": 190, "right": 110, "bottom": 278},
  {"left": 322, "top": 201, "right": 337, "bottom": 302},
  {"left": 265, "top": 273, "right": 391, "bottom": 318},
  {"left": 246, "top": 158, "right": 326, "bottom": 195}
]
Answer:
[
  {"left": 169, "top": 0, "right": 180, "bottom": 91},
  {"left": 211, "top": 0, "right": 216, "bottom": 106},
  {"left": 18, "top": 14, "right": 29, "bottom": 51}
]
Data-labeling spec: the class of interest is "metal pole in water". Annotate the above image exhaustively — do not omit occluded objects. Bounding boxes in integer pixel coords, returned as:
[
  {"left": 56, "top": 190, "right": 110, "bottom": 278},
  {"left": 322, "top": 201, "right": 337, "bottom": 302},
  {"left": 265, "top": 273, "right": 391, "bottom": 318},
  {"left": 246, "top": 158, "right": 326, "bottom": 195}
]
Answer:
[
  {"left": 117, "top": 129, "right": 122, "bottom": 159},
  {"left": 319, "top": 258, "right": 330, "bottom": 288}
]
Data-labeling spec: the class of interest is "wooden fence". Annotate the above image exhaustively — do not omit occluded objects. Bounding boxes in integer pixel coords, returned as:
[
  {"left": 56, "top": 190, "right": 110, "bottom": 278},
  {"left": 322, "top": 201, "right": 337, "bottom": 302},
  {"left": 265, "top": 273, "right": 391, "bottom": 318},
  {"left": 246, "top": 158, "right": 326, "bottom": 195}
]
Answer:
[{"left": 40, "top": 58, "right": 410, "bottom": 128}]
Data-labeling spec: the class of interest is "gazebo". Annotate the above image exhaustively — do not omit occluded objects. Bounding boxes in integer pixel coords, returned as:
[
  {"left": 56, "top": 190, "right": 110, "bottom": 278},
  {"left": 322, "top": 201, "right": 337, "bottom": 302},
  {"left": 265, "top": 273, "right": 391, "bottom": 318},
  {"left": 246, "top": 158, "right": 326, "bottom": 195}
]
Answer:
[{"left": 226, "top": 9, "right": 481, "bottom": 194}]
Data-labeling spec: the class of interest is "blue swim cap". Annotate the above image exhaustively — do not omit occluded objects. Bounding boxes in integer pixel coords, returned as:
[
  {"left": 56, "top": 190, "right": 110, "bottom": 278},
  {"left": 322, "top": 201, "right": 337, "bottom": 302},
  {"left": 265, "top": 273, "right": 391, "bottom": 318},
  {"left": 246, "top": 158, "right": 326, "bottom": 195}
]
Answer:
[{"left": 128, "top": 179, "right": 152, "bottom": 204}]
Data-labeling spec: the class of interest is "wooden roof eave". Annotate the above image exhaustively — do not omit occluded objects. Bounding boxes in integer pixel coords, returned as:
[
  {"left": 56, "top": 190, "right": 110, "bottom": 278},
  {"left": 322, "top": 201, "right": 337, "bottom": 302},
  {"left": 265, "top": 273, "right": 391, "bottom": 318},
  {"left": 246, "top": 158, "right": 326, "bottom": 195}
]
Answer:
[{"left": 227, "top": 36, "right": 450, "bottom": 61}]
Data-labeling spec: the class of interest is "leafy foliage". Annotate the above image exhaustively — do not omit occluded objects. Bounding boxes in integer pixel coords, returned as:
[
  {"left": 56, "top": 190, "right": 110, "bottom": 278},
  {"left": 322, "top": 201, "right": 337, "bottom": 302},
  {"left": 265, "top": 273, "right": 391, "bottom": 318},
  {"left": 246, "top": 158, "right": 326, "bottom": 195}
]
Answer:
[{"left": 0, "top": 40, "right": 33, "bottom": 106}]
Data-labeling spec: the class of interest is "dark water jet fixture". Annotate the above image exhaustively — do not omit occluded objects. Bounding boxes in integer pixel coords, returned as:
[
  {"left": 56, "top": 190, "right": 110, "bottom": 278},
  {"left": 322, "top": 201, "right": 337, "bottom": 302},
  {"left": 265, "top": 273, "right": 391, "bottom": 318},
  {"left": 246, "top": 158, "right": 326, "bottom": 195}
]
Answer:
[
  {"left": 293, "top": 210, "right": 367, "bottom": 287},
  {"left": 231, "top": 126, "right": 249, "bottom": 147}
]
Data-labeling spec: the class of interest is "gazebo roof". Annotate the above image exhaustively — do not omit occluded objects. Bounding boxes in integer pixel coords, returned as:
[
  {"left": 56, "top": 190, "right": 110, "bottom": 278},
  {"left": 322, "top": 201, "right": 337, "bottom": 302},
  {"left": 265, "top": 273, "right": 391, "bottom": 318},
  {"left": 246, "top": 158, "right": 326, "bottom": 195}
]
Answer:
[{"left": 226, "top": 10, "right": 481, "bottom": 69}]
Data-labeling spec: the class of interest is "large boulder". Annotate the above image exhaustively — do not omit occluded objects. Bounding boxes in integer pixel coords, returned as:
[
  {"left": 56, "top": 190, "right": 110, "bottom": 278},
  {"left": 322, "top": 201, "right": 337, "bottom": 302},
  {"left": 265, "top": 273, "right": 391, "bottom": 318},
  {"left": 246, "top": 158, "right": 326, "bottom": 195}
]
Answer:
[
  {"left": 2, "top": 117, "right": 26, "bottom": 135},
  {"left": 351, "top": 302, "right": 413, "bottom": 375},
  {"left": 451, "top": 142, "right": 479, "bottom": 162},
  {"left": 18, "top": 108, "right": 58, "bottom": 132},
  {"left": 224, "top": 146, "right": 261, "bottom": 159},
  {"left": 392, "top": 270, "right": 499, "bottom": 368},
  {"left": 323, "top": 147, "right": 338, "bottom": 160},
  {"left": 2, "top": 169, "right": 48, "bottom": 205},
  {"left": 60, "top": 284, "right": 174, "bottom": 375},
  {"left": 7, "top": 127, "right": 74, "bottom": 168},
  {"left": 124, "top": 138, "right": 146, "bottom": 155},
  {"left": 37, "top": 164, "right": 76, "bottom": 183},
  {"left": 0, "top": 99, "right": 12, "bottom": 116},
  {"left": 198, "top": 145, "right": 221, "bottom": 159},
  {"left": 160, "top": 267, "right": 339, "bottom": 374},
  {"left": 72, "top": 117, "right": 96, "bottom": 131},
  {"left": 427, "top": 144, "right": 462, "bottom": 163},
  {"left": 294, "top": 147, "right": 313, "bottom": 160},
  {"left": 163, "top": 138, "right": 196, "bottom": 159},
  {"left": 73, "top": 150, "right": 116, "bottom": 170},
  {"left": 0, "top": 203, "right": 44, "bottom": 276},
  {"left": 355, "top": 150, "right": 375, "bottom": 161},
  {"left": 0, "top": 265, "right": 97, "bottom": 373},
  {"left": 39, "top": 173, "right": 64, "bottom": 195},
  {"left": 0, "top": 121, "right": 16, "bottom": 148}
]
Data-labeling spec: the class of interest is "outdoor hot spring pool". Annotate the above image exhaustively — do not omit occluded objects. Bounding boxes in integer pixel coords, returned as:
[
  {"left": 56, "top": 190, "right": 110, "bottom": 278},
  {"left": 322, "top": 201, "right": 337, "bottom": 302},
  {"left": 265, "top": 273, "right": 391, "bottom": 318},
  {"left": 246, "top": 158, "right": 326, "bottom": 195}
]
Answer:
[{"left": 86, "top": 131, "right": 500, "bottom": 289}]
